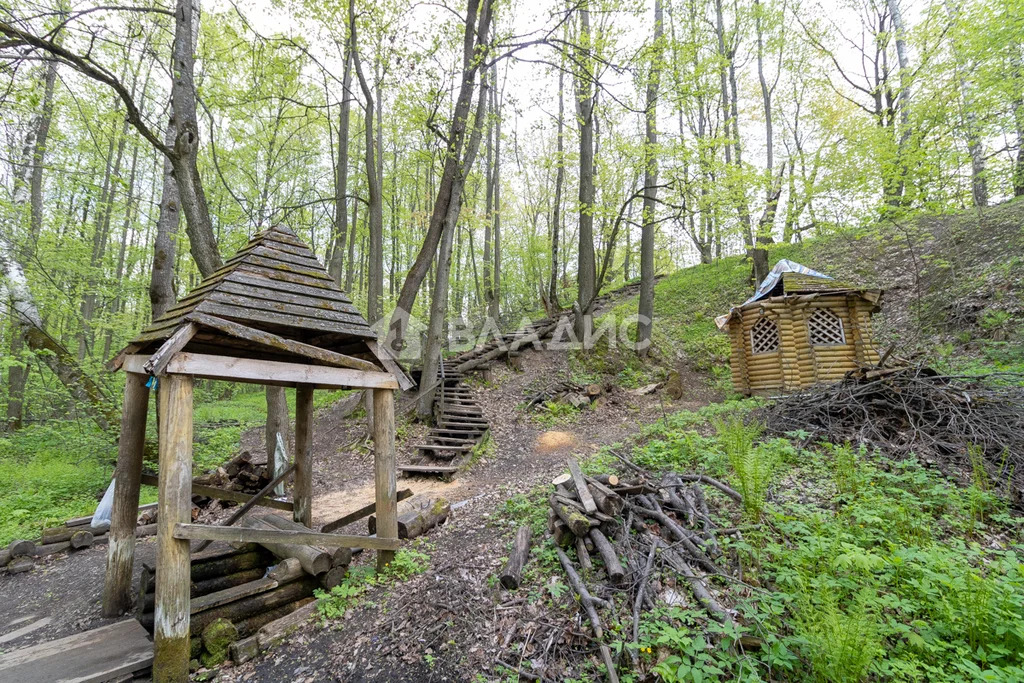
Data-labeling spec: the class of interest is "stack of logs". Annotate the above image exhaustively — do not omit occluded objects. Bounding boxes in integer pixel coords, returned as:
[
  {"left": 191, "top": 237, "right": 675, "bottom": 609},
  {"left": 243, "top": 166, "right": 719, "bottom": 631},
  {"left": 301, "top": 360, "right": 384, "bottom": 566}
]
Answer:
[
  {"left": 502, "top": 457, "right": 743, "bottom": 682},
  {"left": 195, "top": 451, "right": 273, "bottom": 495},
  {"left": 525, "top": 380, "right": 606, "bottom": 411},
  {"left": 137, "top": 513, "right": 352, "bottom": 667},
  {"left": 0, "top": 504, "right": 159, "bottom": 574}
]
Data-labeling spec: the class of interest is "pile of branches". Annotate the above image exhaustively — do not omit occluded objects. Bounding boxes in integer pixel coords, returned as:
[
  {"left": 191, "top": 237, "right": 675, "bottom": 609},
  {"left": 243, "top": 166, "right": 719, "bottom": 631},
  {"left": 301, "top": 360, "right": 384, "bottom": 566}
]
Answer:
[
  {"left": 498, "top": 457, "right": 746, "bottom": 682},
  {"left": 761, "top": 366, "right": 1024, "bottom": 499}
]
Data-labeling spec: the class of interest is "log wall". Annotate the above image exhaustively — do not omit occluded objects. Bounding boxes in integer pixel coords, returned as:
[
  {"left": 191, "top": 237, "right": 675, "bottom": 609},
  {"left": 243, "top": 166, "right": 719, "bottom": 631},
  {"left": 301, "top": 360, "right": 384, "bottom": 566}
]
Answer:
[{"left": 728, "top": 293, "right": 881, "bottom": 394}]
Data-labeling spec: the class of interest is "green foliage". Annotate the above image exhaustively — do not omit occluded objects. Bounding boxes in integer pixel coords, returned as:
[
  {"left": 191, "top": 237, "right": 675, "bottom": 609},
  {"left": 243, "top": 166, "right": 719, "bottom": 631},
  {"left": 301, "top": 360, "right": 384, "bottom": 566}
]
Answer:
[
  {"left": 315, "top": 548, "right": 430, "bottom": 621},
  {"left": 534, "top": 400, "right": 581, "bottom": 428}
]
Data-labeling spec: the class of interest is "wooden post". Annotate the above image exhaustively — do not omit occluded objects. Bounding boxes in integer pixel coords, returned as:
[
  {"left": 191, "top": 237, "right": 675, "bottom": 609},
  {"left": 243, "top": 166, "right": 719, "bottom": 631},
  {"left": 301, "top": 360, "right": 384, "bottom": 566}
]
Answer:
[
  {"left": 153, "top": 374, "right": 193, "bottom": 683},
  {"left": 102, "top": 372, "right": 150, "bottom": 617},
  {"left": 372, "top": 388, "right": 397, "bottom": 570},
  {"left": 293, "top": 385, "right": 314, "bottom": 528}
]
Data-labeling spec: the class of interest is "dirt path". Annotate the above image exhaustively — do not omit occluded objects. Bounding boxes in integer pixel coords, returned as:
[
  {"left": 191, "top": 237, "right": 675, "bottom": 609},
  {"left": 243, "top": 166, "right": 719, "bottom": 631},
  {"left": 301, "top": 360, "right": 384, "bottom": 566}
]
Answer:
[{"left": 215, "top": 343, "right": 717, "bottom": 682}]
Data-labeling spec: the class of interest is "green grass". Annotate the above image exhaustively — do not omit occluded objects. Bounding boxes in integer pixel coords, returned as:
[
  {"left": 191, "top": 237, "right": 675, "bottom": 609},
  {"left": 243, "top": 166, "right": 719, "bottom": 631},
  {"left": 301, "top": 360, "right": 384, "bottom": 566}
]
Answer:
[
  {"left": 0, "top": 382, "right": 353, "bottom": 545},
  {"left": 496, "top": 402, "right": 1024, "bottom": 682}
]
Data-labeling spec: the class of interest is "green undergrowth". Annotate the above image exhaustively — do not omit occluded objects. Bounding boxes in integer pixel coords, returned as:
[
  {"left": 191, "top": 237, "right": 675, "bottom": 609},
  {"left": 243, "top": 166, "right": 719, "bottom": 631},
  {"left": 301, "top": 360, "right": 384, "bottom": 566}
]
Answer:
[
  {"left": 314, "top": 546, "right": 431, "bottom": 622},
  {"left": 0, "top": 383, "right": 352, "bottom": 545},
  {"left": 496, "top": 402, "right": 1024, "bottom": 682}
]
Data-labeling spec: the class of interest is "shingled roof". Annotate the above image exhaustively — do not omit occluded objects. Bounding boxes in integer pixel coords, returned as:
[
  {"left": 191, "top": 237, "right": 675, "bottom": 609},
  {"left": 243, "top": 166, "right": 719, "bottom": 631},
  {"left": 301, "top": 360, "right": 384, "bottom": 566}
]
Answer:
[{"left": 113, "top": 225, "right": 410, "bottom": 387}]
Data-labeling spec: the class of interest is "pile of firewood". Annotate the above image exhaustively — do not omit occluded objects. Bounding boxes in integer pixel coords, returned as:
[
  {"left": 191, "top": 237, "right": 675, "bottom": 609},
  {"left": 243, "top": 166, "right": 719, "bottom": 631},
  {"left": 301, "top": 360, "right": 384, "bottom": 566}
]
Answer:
[
  {"left": 0, "top": 505, "right": 159, "bottom": 574},
  {"left": 500, "top": 457, "right": 744, "bottom": 682},
  {"left": 525, "top": 381, "right": 606, "bottom": 410},
  {"left": 137, "top": 512, "right": 353, "bottom": 668},
  {"left": 195, "top": 451, "right": 273, "bottom": 495},
  {"left": 761, "top": 366, "right": 1024, "bottom": 502}
]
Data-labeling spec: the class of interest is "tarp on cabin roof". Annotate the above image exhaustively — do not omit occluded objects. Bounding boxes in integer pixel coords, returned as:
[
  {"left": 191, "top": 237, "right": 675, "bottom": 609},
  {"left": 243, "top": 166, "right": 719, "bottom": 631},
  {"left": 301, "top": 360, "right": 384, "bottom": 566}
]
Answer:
[
  {"left": 714, "top": 259, "right": 836, "bottom": 331},
  {"left": 744, "top": 259, "right": 833, "bottom": 306}
]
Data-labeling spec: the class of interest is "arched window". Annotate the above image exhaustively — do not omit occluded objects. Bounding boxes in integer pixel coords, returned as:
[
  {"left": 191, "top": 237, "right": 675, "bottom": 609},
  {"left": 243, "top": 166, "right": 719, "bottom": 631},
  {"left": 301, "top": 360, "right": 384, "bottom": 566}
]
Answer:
[
  {"left": 807, "top": 308, "right": 846, "bottom": 346},
  {"left": 750, "top": 317, "right": 780, "bottom": 355}
]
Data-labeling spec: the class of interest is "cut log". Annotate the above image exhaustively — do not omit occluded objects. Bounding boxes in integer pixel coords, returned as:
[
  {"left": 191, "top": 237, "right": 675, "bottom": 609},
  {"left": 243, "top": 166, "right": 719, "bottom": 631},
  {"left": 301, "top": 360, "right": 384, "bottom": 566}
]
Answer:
[
  {"left": 7, "top": 539, "right": 35, "bottom": 558},
  {"left": 498, "top": 525, "right": 532, "bottom": 589},
  {"left": 320, "top": 488, "right": 413, "bottom": 533},
  {"left": 331, "top": 547, "right": 353, "bottom": 568},
  {"left": 7, "top": 556, "right": 34, "bottom": 573},
  {"left": 34, "top": 541, "right": 71, "bottom": 558},
  {"left": 240, "top": 517, "right": 331, "bottom": 576},
  {"left": 369, "top": 497, "right": 450, "bottom": 539},
  {"left": 70, "top": 529, "right": 94, "bottom": 549},
  {"left": 551, "top": 473, "right": 572, "bottom": 488},
  {"left": 140, "top": 577, "right": 319, "bottom": 637},
  {"left": 575, "top": 536, "right": 593, "bottom": 572},
  {"left": 585, "top": 477, "right": 625, "bottom": 516},
  {"left": 267, "top": 557, "right": 304, "bottom": 583},
  {"left": 319, "top": 566, "right": 348, "bottom": 590},
  {"left": 0, "top": 549, "right": 9, "bottom": 566},
  {"left": 585, "top": 383, "right": 603, "bottom": 397},
  {"left": 140, "top": 567, "right": 269, "bottom": 614},
  {"left": 568, "top": 459, "right": 597, "bottom": 514},
  {"left": 231, "top": 596, "right": 315, "bottom": 642},
  {"left": 588, "top": 529, "right": 625, "bottom": 583},
  {"left": 549, "top": 495, "right": 591, "bottom": 537},
  {"left": 552, "top": 519, "right": 574, "bottom": 548},
  {"left": 592, "top": 474, "right": 619, "bottom": 487}
]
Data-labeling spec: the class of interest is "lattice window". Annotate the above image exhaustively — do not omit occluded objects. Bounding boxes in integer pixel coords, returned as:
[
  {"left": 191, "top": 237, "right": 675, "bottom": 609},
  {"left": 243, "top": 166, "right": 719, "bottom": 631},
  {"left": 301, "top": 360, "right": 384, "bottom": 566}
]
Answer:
[
  {"left": 807, "top": 308, "right": 846, "bottom": 346},
  {"left": 749, "top": 317, "right": 780, "bottom": 355}
]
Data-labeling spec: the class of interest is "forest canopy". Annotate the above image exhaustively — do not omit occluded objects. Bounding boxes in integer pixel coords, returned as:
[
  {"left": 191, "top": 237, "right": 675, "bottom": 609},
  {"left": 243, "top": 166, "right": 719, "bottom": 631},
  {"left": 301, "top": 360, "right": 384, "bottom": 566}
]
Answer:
[{"left": 1, "top": 0, "right": 1022, "bottom": 427}]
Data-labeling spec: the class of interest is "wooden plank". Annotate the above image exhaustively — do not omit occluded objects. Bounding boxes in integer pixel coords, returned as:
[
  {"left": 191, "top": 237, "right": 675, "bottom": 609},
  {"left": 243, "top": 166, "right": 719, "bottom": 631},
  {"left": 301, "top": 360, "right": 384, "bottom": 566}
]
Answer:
[
  {"left": 366, "top": 340, "right": 415, "bottom": 391},
  {"left": 225, "top": 271, "right": 353, "bottom": 304},
  {"left": 212, "top": 280, "right": 360, "bottom": 314},
  {"left": 0, "top": 619, "right": 152, "bottom": 683},
  {"left": 567, "top": 458, "right": 597, "bottom": 514},
  {"left": 234, "top": 263, "right": 338, "bottom": 290},
  {"left": 190, "top": 577, "right": 279, "bottom": 614},
  {"left": 123, "top": 353, "right": 399, "bottom": 390},
  {"left": 414, "top": 443, "right": 475, "bottom": 452},
  {"left": 293, "top": 387, "right": 314, "bottom": 528},
  {"left": 195, "top": 300, "right": 374, "bottom": 338},
  {"left": 187, "top": 313, "right": 378, "bottom": 372},
  {"left": 173, "top": 523, "right": 400, "bottom": 551},
  {"left": 321, "top": 488, "right": 413, "bottom": 533},
  {"left": 139, "top": 472, "right": 293, "bottom": 511},
  {"left": 201, "top": 290, "right": 371, "bottom": 327},
  {"left": 143, "top": 323, "right": 198, "bottom": 375},
  {"left": 373, "top": 388, "right": 398, "bottom": 570},
  {"left": 101, "top": 372, "right": 150, "bottom": 618},
  {"left": 398, "top": 464, "right": 459, "bottom": 474},
  {"left": 153, "top": 374, "right": 192, "bottom": 682}
]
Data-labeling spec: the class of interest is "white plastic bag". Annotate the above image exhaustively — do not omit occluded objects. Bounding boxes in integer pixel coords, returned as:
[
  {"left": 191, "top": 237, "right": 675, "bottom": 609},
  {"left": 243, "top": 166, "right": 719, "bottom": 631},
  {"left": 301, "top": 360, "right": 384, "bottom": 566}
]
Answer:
[{"left": 91, "top": 478, "right": 116, "bottom": 531}]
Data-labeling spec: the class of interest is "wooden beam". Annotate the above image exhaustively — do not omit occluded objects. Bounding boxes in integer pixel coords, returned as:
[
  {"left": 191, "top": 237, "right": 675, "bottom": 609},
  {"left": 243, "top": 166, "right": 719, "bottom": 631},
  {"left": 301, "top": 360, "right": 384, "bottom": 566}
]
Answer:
[
  {"left": 172, "top": 523, "right": 400, "bottom": 551},
  {"left": 144, "top": 323, "right": 198, "bottom": 375},
  {"left": 567, "top": 458, "right": 597, "bottom": 514},
  {"left": 366, "top": 340, "right": 415, "bottom": 391},
  {"left": 321, "top": 489, "right": 413, "bottom": 533},
  {"left": 102, "top": 372, "right": 150, "bottom": 618},
  {"left": 140, "top": 473, "right": 293, "bottom": 511},
  {"left": 187, "top": 313, "right": 379, "bottom": 372},
  {"left": 123, "top": 352, "right": 399, "bottom": 390},
  {"left": 373, "top": 388, "right": 398, "bottom": 570},
  {"left": 153, "top": 374, "right": 193, "bottom": 683},
  {"left": 293, "top": 386, "right": 314, "bottom": 528}
]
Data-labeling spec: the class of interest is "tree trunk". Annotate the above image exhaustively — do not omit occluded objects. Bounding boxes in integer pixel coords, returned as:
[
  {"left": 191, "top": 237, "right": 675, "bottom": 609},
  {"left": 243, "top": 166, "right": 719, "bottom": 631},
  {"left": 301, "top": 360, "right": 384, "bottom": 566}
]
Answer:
[
  {"left": 389, "top": 0, "right": 493, "bottom": 350},
  {"left": 549, "top": 67, "right": 564, "bottom": 309},
  {"left": 887, "top": 0, "right": 912, "bottom": 206},
  {"left": 170, "top": 0, "right": 221, "bottom": 278},
  {"left": 490, "top": 64, "right": 502, "bottom": 323},
  {"left": 637, "top": 0, "right": 662, "bottom": 357},
  {"left": 575, "top": 2, "right": 596, "bottom": 340},
  {"left": 5, "top": 58, "right": 57, "bottom": 430},
  {"left": 418, "top": 64, "right": 492, "bottom": 419}
]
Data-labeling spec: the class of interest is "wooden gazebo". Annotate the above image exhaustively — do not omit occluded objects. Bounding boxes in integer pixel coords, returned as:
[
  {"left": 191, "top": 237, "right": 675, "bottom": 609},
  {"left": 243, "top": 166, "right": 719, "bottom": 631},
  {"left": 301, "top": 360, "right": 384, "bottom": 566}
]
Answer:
[
  {"left": 716, "top": 260, "right": 882, "bottom": 395},
  {"left": 102, "top": 225, "right": 412, "bottom": 681}
]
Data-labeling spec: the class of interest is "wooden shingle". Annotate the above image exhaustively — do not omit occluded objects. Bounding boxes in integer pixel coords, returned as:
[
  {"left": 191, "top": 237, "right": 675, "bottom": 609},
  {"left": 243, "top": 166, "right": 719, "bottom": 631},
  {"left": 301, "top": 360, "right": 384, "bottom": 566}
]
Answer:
[{"left": 111, "top": 226, "right": 415, "bottom": 379}]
